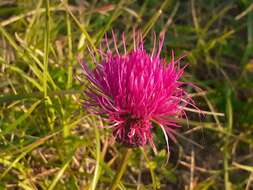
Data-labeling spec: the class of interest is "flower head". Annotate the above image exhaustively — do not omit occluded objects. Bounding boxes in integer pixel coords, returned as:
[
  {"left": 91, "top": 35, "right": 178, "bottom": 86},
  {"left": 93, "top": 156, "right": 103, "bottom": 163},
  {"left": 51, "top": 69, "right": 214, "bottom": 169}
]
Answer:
[{"left": 80, "top": 32, "right": 195, "bottom": 152}]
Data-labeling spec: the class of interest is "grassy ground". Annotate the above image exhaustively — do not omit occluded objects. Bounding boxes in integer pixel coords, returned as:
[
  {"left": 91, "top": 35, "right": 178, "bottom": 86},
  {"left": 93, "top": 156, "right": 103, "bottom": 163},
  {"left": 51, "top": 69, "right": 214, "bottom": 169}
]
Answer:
[{"left": 0, "top": 0, "right": 253, "bottom": 189}]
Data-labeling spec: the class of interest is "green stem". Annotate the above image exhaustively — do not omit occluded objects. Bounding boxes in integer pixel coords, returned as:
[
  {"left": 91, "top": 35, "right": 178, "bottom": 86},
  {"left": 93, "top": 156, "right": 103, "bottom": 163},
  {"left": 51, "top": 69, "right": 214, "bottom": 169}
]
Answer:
[
  {"left": 110, "top": 148, "right": 132, "bottom": 190},
  {"left": 43, "top": 0, "right": 50, "bottom": 98}
]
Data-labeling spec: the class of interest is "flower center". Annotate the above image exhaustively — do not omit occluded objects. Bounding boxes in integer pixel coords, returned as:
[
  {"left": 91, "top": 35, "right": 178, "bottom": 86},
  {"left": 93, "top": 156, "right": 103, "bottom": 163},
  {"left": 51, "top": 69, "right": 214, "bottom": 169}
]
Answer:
[{"left": 113, "top": 113, "right": 151, "bottom": 147}]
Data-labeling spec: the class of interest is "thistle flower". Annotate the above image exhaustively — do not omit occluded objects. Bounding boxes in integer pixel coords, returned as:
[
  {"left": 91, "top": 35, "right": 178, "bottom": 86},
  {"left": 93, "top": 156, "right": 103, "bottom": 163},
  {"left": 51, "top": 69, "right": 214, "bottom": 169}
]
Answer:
[{"left": 80, "top": 32, "right": 196, "bottom": 153}]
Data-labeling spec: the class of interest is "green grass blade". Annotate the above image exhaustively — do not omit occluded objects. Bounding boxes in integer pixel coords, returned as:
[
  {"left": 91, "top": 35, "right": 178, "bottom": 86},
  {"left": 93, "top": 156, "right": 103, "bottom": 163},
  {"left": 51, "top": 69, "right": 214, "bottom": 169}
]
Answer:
[
  {"left": 0, "top": 131, "right": 59, "bottom": 179},
  {"left": 3, "top": 100, "right": 41, "bottom": 135},
  {"left": 224, "top": 90, "right": 233, "bottom": 190},
  {"left": 61, "top": 0, "right": 97, "bottom": 53},
  {"left": 48, "top": 158, "right": 72, "bottom": 190},
  {"left": 43, "top": 0, "right": 50, "bottom": 98},
  {"left": 90, "top": 119, "right": 101, "bottom": 190},
  {"left": 66, "top": 4, "right": 73, "bottom": 89}
]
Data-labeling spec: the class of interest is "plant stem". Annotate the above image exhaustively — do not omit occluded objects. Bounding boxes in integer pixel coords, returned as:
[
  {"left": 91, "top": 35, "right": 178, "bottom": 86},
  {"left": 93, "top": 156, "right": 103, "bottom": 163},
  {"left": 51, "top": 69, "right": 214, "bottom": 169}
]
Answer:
[{"left": 110, "top": 148, "right": 132, "bottom": 190}]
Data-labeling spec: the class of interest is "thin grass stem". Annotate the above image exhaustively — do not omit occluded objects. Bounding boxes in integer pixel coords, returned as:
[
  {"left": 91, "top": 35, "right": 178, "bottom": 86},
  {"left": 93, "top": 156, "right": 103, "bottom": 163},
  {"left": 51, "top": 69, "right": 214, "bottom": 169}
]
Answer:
[{"left": 110, "top": 148, "right": 132, "bottom": 190}]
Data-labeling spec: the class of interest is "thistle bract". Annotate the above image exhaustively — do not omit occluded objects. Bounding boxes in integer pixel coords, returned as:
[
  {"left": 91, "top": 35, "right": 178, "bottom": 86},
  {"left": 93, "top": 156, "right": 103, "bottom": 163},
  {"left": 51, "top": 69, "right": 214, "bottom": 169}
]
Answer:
[{"left": 80, "top": 32, "right": 195, "bottom": 152}]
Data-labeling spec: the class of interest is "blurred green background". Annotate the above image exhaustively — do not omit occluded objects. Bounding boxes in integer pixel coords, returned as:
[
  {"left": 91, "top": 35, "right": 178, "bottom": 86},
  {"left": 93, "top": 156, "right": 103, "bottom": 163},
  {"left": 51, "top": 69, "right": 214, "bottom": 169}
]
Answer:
[{"left": 0, "top": 0, "right": 253, "bottom": 189}]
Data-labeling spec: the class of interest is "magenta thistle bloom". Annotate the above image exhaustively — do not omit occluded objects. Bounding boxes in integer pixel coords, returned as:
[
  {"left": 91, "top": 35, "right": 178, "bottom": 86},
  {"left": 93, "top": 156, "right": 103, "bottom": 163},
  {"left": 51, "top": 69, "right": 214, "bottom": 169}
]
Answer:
[{"left": 80, "top": 32, "right": 195, "bottom": 152}]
